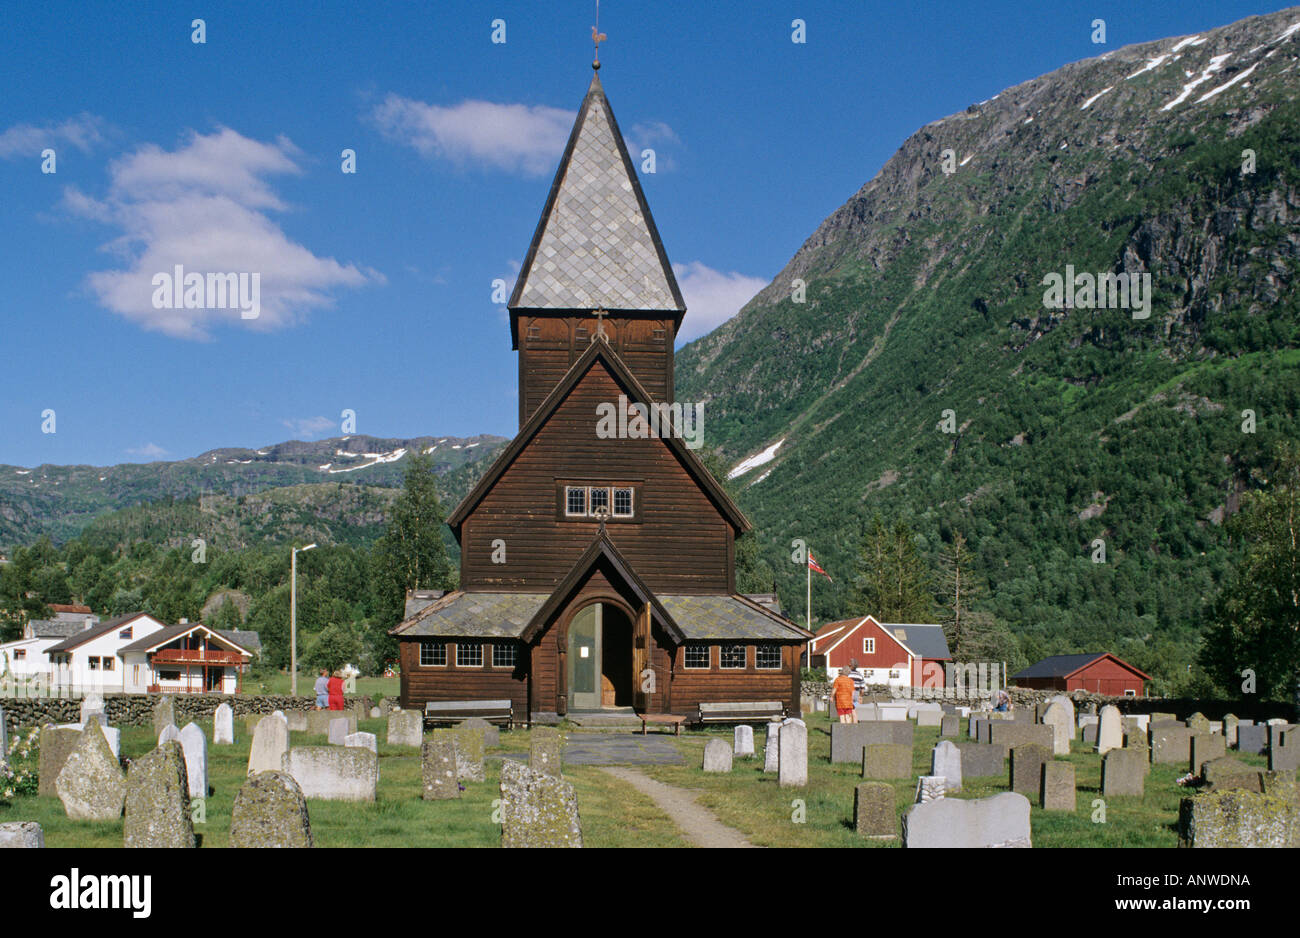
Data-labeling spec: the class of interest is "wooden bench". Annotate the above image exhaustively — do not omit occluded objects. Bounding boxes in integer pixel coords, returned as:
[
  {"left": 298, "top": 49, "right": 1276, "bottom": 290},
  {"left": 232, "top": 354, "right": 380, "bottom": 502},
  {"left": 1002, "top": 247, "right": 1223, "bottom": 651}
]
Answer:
[
  {"left": 697, "top": 701, "right": 786, "bottom": 725},
  {"left": 638, "top": 713, "right": 688, "bottom": 736},
  {"left": 424, "top": 699, "right": 516, "bottom": 728}
]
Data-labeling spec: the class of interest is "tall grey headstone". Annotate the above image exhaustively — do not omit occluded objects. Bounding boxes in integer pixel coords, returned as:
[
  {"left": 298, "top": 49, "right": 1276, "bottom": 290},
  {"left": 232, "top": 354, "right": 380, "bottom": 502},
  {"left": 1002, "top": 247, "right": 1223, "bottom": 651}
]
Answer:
[
  {"left": 778, "top": 718, "right": 807, "bottom": 788},
  {"left": 529, "top": 727, "right": 563, "bottom": 778},
  {"left": 124, "top": 741, "right": 195, "bottom": 848},
  {"left": 213, "top": 703, "right": 235, "bottom": 745},
  {"left": 55, "top": 722, "right": 125, "bottom": 821},
  {"left": 499, "top": 759, "right": 582, "bottom": 848},
  {"left": 152, "top": 696, "right": 175, "bottom": 737},
  {"left": 734, "top": 725, "right": 754, "bottom": 758},
  {"left": 327, "top": 717, "right": 351, "bottom": 746},
  {"left": 763, "top": 722, "right": 781, "bottom": 773},
  {"left": 229, "top": 770, "right": 313, "bottom": 848},
  {"left": 248, "top": 713, "right": 290, "bottom": 776},
  {"left": 422, "top": 737, "right": 460, "bottom": 800},
  {"left": 1042, "top": 700, "right": 1072, "bottom": 755},
  {"left": 179, "top": 722, "right": 208, "bottom": 800},
  {"left": 1096, "top": 704, "right": 1123, "bottom": 755},
  {"left": 932, "top": 739, "right": 963, "bottom": 792}
]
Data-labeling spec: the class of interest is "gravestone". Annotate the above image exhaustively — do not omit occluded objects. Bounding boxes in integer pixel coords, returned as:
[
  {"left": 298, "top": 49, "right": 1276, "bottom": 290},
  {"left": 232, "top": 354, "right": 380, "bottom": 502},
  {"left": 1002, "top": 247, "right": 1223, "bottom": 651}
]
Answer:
[
  {"left": 452, "top": 726, "right": 486, "bottom": 783},
  {"left": 1222, "top": 714, "right": 1240, "bottom": 748},
  {"left": 124, "top": 741, "right": 195, "bottom": 848},
  {"left": 916, "top": 710, "right": 942, "bottom": 728},
  {"left": 0, "top": 822, "right": 44, "bottom": 848},
  {"left": 387, "top": 709, "right": 422, "bottom": 748},
  {"left": 529, "top": 727, "right": 563, "bottom": 778},
  {"left": 370, "top": 707, "right": 381, "bottom": 719},
  {"left": 307, "top": 710, "right": 355, "bottom": 737},
  {"left": 1270, "top": 737, "right": 1299, "bottom": 773},
  {"left": 1009, "top": 744, "right": 1051, "bottom": 795},
  {"left": 247, "top": 714, "right": 290, "bottom": 776},
  {"left": 327, "top": 718, "right": 351, "bottom": 746},
  {"left": 1045, "top": 694, "right": 1075, "bottom": 731},
  {"left": 213, "top": 703, "right": 235, "bottom": 745},
  {"left": 151, "top": 696, "right": 175, "bottom": 737},
  {"left": 902, "top": 792, "right": 1032, "bottom": 848},
  {"left": 861, "top": 743, "right": 911, "bottom": 780},
  {"left": 915, "top": 776, "right": 945, "bottom": 803},
  {"left": 1179, "top": 789, "right": 1299, "bottom": 848},
  {"left": 499, "top": 760, "right": 582, "bottom": 848},
  {"left": 1081, "top": 723, "right": 1098, "bottom": 745},
  {"left": 955, "top": 742, "right": 1004, "bottom": 778},
  {"left": 763, "top": 722, "right": 781, "bottom": 773},
  {"left": 344, "top": 731, "right": 377, "bottom": 753},
  {"left": 1125, "top": 723, "right": 1149, "bottom": 753},
  {"left": 855, "top": 703, "right": 879, "bottom": 721},
  {"left": 734, "top": 725, "right": 754, "bottom": 758},
  {"left": 778, "top": 718, "right": 807, "bottom": 788},
  {"left": 246, "top": 714, "right": 264, "bottom": 736},
  {"left": 1201, "top": 757, "right": 1264, "bottom": 792},
  {"left": 1151, "top": 724, "right": 1194, "bottom": 765},
  {"left": 158, "top": 724, "right": 180, "bottom": 747},
  {"left": 703, "top": 738, "right": 733, "bottom": 773},
  {"left": 1041, "top": 761, "right": 1075, "bottom": 811},
  {"left": 284, "top": 710, "right": 308, "bottom": 733},
  {"left": 1236, "top": 724, "right": 1268, "bottom": 754},
  {"left": 458, "top": 717, "right": 499, "bottom": 748},
  {"left": 931, "top": 740, "right": 962, "bottom": 792},
  {"left": 988, "top": 722, "right": 1053, "bottom": 758},
  {"left": 877, "top": 703, "right": 908, "bottom": 722},
  {"left": 1149, "top": 711, "right": 1176, "bottom": 723},
  {"left": 37, "top": 725, "right": 82, "bottom": 798},
  {"left": 940, "top": 715, "right": 960, "bottom": 737},
  {"left": 1189, "top": 733, "right": 1226, "bottom": 773},
  {"left": 229, "top": 770, "right": 313, "bottom": 848},
  {"left": 1042, "top": 701, "right": 1072, "bottom": 756},
  {"left": 282, "top": 746, "right": 378, "bottom": 801},
  {"left": 422, "top": 737, "right": 460, "bottom": 799},
  {"left": 830, "top": 722, "right": 912, "bottom": 763},
  {"left": 178, "top": 723, "right": 208, "bottom": 800},
  {"left": 854, "top": 782, "right": 895, "bottom": 839},
  {"left": 55, "top": 722, "right": 125, "bottom": 821},
  {"left": 1095, "top": 705, "right": 1123, "bottom": 755},
  {"left": 80, "top": 694, "right": 105, "bottom": 728},
  {"left": 1101, "top": 749, "right": 1145, "bottom": 797},
  {"left": 1270, "top": 723, "right": 1297, "bottom": 748},
  {"left": 1186, "top": 712, "right": 1211, "bottom": 734}
]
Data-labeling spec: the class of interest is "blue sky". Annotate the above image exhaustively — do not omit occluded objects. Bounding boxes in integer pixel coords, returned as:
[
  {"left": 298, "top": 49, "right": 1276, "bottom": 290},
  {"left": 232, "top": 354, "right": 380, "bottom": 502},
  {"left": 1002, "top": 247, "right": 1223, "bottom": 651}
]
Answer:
[{"left": 0, "top": 0, "right": 1285, "bottom": 467}]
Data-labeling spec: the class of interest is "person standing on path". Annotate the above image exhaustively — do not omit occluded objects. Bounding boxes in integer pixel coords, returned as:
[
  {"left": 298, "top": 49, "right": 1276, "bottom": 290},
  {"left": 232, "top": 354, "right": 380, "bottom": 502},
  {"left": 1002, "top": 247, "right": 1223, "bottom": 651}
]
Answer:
[{"left": 832, "top": 665, "right": 858, "bottom": 724}]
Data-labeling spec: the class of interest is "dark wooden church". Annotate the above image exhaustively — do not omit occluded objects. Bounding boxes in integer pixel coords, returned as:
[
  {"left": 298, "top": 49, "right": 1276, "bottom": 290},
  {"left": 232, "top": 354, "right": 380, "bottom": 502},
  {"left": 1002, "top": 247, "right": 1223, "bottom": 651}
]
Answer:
[{"left": 393, "top": 68, "right": 811, "bottom": 721}]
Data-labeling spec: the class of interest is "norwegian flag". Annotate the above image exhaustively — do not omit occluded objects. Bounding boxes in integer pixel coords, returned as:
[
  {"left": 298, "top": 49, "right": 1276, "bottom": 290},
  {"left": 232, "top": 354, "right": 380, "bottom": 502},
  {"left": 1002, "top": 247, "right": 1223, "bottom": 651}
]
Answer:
[{"left": 808, "top": 551, "right": 832, "bottom": 582}]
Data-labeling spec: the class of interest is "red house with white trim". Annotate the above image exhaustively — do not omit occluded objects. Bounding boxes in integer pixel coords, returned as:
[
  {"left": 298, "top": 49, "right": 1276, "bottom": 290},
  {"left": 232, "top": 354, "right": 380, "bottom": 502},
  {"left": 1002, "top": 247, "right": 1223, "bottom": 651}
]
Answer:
[{"left": 809, "top": 615, "right": 952, "bottom": 689}]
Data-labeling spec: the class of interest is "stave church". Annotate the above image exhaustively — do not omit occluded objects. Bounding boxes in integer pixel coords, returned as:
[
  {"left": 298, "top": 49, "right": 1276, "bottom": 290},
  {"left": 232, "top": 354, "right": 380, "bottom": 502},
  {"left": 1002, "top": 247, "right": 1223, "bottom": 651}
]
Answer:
[{"left": 392, "top": 62, "right": 811, "bottom": 722}]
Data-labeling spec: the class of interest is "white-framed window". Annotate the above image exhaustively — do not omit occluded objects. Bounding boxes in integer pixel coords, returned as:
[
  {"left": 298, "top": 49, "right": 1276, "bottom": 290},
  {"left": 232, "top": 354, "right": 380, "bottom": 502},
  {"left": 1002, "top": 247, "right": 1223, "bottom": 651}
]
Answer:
[
  {"left": 863, "top": 637, "right": 875, "bottom": 654},
  {"left": 492, "top": 643, "right": 517, "bottom": 669},
  {"left": 563, "top": 483, "right": 637, "bottom": 519},
  {"left": 419, "top": 640, "right": 447, "bottom": 667},
  {"left": 88, "top": 656, "right": 100, "bottom": 671},
  {"left": 1123, "top": 688, "right": 1136, "bottom": 697},
  {"left": 589, "top": 487, "right": 610, "bottom": 516},
  {"left": 158, "top": 669, "right": 181, "bottom": 682},
  {"left": 755, "top": 644, "right": 781, "bottom": 670},
  {"left": 720, "top": 645, "right": 747, "bottom": 669},
  {"left": 888, "top": 669, "right": 901, "bottom": 679},
  {"left": 457, "top": 642, "right": 483, "bottom": 667},
  {"left": 684, "top": 645, "right": 710, "bottom": 669},
  {"left": 566, "top": 486, "right": 587, "bottom": 516},
  {"left": 119, "top": 627, "right": 133, "bottom": 639},
  {"left": 13, "top": 649, "right": 24, "bottom": 660},
  {"left": 613, "top": 487, "right": 634, "bottom": 517},
  {"left": 102, "top": 657, "right": 115, "bottom": 671}
]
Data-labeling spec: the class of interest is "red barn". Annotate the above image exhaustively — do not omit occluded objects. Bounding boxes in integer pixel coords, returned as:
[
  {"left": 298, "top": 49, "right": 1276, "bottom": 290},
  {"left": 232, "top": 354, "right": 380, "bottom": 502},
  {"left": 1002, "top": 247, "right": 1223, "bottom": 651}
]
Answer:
[
  {"left": 1011, "top": 653, "right": 1150, "bottom": 697},
  {"left": 809, "top": 615, "right": 952, "bottom": 689}
]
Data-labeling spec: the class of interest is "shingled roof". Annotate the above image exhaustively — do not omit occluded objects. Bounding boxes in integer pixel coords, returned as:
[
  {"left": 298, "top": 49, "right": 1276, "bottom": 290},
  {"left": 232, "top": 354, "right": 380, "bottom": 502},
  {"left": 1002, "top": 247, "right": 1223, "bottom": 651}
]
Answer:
[{"left": 509, "top": 72, "right": 684, "bottom": 317}]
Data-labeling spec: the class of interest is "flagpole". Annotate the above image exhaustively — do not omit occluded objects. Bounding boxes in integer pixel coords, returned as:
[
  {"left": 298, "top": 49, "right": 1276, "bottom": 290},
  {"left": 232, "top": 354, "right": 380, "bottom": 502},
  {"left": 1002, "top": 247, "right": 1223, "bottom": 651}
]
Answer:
[{"left": 806, "top": 552, "right": 812, "bottom": 671}]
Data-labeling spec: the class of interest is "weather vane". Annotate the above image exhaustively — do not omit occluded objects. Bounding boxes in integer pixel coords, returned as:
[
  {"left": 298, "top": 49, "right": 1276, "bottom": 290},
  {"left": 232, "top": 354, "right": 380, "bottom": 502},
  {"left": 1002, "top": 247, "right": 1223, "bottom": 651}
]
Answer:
[{"left": 592, "top": 0, "right": 607, "bottom": 70}]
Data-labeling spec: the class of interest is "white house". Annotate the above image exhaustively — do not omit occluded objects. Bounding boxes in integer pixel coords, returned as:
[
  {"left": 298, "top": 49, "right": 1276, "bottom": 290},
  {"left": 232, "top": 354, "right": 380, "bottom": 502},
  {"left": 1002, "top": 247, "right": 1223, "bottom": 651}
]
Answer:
[
  {"left": 117, "top": 622, "right": 256, "bottom": 694},
  {"left": 45, "top": 612, "right": 170, "bottom": 695},
  {"left": 0, "top": 606, "right": 100, "bottom": 683}
]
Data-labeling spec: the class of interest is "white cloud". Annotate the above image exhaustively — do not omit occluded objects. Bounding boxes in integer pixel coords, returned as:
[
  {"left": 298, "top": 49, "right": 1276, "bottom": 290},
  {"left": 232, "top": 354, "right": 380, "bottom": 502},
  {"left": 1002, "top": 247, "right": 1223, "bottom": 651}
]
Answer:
[
  {"left": 627, "top": 120, "right": 680, "bottom": 172},
  {"left": 673, "top": 262, "right": 768, "bottom": 343},
  {"left": 65, "top": 127, "right": 379, "bottom": 340},
  {"left": 282, "top": 416, "right": 336, "bottom": 439},
  {"left": 371, "top": 94, "right": 573, "bottom": 175},
  {"left": 0, "top": 113, "right": 109, "bottom": 159},
  {"left": 125, "top": 443, "right": 169, "bottom": 460}
]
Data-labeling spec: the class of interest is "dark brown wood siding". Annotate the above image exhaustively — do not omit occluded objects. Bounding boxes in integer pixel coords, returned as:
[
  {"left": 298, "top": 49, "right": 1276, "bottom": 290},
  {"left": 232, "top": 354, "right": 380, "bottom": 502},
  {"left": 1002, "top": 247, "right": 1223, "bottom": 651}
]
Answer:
[
  {"left": 668, "top": 643, "right": 800, "bottom": 716},
  {"left": 463, "top": 357, "right": 731, "bottom": 594},
  {"left": 399, "top": 637, "right": 529, "bottom": 714}
]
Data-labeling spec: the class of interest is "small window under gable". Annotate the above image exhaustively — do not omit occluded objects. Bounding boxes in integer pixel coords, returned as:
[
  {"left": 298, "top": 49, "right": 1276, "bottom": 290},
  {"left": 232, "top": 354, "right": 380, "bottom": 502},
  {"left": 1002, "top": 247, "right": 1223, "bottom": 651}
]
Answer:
[
  {"left": 120, "top": 626, "right": 133, "bottom": 640},
  {"left": 863, "top": 637, "right": 875, "bottom": 654}
]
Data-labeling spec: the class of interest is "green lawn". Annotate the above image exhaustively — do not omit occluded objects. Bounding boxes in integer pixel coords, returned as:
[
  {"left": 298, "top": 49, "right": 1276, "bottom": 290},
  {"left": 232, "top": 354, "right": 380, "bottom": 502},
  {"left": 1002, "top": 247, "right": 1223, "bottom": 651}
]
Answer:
[
  {"left": 240, "top": 672, "right": 400, "bottom": 700},
  {"left": 1, "top": 710, "right": 1258, "bottom": 847}
]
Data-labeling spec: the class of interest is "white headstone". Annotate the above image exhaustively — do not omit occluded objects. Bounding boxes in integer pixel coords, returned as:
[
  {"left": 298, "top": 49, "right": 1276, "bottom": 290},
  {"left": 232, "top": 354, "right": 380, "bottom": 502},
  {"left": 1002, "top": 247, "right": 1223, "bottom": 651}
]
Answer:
[
  {"left": 158, "top": 724, "right": 181, "bottom": 747},
  {"left": 778, "top": 718, "right": 807, "bottom": 788},
  {"left": 344, "top": 731, "right": 377, "bottom": 753},
  {"left": 733, "top": 725, "right": 754, "bottom": 758},
  {"left": 1042, "top": 701, "right": 1072, "bottom": 756},
  {"left": 703, "top": 738, "right": 733, "bottom": 772},
  {"left": 328, "top": 717, "right": 351, "bottom": 746},
  {"left": 1096, "top": 704, "right": 1123, "bottom": 755},
  {"left": 248, "top": 714, "right": 290, "bottom": 776},
  {"left": 763, "top": 722, "right": 781, "bottom": 773},
  {"left": 80, "top": 693, "right": 106, "bottom": 727},
  {"left": 101, "top": 726, "right": 121, "bottom": 760},
  {"left": 213, "top": 703, "right": 235, "bottom": 745},
  {"left": 179, "top": 722, "right": 208, "bottom": 799},
  {"left": 931, "top": 739, "right": 962, "bottom": 792}
]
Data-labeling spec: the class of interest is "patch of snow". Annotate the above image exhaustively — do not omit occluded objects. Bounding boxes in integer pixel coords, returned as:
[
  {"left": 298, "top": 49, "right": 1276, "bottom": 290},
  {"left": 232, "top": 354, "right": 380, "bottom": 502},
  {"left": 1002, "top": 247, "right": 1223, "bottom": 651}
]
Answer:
[
  {"left": 1080, "top": 86, "right": 1114, "bottom": 109},
  {"left": 1162, "top": 53, "right": 1232, "bottom": 111},
  {"left": 98, "top": 476, "right": 105, "bottom": 481},
  {"left": 319, "top": 464, "right": 331, "bottom": 471},
  {"left": 958, "top": 154, "right": 973, "bottom": 166},
  {"left": 752, "top": 469, "right": 773, "bottom": 485},
  {"left": 465, "top": 442, "right": 479, "bottom": 449},
  {"left": 1023, "top": 116, "right": 1034, "bottom": 124},
  {"left": 1059, "top": 141, "right": 1069, "bottom": 149},
  {"left": 1170, "top": 35, "right": 1205, "bottom": 52},
  {"left": 335, "top": 450, "right": 362, "bottom": 458},
  {"left": 438, "top": 438, "right": 447, "bottom": 443},
  {"left": 15, "top": 470, "right": 30, "bottom": 475},
  {"left": 424, "top": 446, "right": 437, "bottom": 454},
  {"left": 1196, "top": 62, "right": 1259, "bottom": 103},
  {"left": 255, "top": 449, "right": 269, "bottom": 456},
  {"left": 451, "top": 444, "right": 461, "bottom": 449},
  {"left": 325, "top": 448, "right": 407, "bottom": 474},
  {"left": 728, "top": 438, "right": 785, "bottom": 480},
  {"left": 1125, "top": 54, "right": 1168, "bottom": 79},
  {"left": 226, "top": 459, "right": 252, "bottom": 465},
  {"left": 1276, "top": 22, "right": 1300, "bottom": 43},
  {"left": 1248, "top": 44, "right": 1267, "bottom": 55}
]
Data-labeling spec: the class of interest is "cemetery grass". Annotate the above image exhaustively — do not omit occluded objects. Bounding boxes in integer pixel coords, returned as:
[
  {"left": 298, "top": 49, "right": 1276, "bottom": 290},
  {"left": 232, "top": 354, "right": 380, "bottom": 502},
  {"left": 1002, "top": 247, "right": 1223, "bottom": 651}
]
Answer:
[
  {"left": 0, "top": 720, "right": 689, "bottom": 848},
  {"left": 635, "top": 712, "right": 1266, "bottom": 847},
  {"left": 241, "top": 672, "right": 400, "bottom": 699}
]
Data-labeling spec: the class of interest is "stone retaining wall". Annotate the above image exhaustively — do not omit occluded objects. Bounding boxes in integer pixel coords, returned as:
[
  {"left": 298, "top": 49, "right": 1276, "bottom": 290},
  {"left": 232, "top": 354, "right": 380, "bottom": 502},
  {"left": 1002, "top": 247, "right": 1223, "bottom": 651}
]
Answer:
[{"left": 1, "top": 694, "right": 376, "bottom": 734}]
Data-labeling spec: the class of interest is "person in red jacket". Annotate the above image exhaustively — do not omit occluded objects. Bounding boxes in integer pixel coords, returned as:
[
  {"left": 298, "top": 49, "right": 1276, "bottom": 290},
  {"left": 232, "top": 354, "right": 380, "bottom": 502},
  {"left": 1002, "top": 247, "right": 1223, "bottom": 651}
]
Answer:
[{"left": 327, "top": 669, "right": 346, "bottom": 710}]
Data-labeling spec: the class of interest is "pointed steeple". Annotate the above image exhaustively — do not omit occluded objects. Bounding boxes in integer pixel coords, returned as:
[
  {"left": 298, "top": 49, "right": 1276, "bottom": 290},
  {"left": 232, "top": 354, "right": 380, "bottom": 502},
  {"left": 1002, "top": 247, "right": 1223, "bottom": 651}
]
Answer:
[{"left": 509, "top": 73, "right": 685, "bottom": 317}]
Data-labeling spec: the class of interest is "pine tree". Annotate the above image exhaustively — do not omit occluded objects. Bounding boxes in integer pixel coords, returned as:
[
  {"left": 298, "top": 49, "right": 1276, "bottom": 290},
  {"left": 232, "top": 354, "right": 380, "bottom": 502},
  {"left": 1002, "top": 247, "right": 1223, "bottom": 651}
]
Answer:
[
  {"left": 936, "top": 531, "right": 1020, "bottom": 665},
  {"left": 371, "top": 449, "right": 454, "bottom": 626},
  {"left": 852, "top": 515, "right": 934, "bottom": 621}
]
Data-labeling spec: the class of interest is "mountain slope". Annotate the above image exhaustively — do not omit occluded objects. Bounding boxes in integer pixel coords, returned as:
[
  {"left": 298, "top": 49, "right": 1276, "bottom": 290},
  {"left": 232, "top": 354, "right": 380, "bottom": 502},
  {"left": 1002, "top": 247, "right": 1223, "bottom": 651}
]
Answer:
[
  {"left": 0, "top": 434, "right": 507, "bottom": 548},
  {"left": 677, "top": 8, "right": 1300, "bottom": 679}
]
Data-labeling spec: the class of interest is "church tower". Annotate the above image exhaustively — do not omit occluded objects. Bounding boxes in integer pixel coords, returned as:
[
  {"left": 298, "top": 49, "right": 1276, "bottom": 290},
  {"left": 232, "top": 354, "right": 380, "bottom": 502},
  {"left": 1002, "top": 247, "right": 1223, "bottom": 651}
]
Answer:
[{"left": 509, "top": 72, "right": 685, "bottom": 425}]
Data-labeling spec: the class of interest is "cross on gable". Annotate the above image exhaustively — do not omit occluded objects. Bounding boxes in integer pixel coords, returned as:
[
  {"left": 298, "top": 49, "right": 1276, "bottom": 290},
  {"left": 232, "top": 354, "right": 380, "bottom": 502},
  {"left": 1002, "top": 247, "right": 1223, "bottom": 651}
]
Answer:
[{"left": 591, "top": 308, "right": 609, "bottom": 340}]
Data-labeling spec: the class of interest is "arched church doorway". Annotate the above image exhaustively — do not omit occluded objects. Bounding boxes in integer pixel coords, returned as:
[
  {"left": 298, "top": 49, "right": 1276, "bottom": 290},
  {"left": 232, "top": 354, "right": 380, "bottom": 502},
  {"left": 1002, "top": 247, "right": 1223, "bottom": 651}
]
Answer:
[{"left": 566, "top": 601, "right": 634, "bottom": 710}]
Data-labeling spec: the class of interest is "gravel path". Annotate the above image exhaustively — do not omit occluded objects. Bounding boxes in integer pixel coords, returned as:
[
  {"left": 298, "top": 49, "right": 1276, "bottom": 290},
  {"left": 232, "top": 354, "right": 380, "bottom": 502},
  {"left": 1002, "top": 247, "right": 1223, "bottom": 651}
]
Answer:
[{"left": 598, "top": 767, "right": 757, "bottom": 848}]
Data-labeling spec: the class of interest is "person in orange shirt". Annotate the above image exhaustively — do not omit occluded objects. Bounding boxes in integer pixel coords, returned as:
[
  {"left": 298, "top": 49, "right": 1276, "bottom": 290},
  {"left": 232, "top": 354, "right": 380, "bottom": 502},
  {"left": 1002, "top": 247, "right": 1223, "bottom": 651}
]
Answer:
[{"left": 832, "top": 664, "right": 858, "bottom": 724}]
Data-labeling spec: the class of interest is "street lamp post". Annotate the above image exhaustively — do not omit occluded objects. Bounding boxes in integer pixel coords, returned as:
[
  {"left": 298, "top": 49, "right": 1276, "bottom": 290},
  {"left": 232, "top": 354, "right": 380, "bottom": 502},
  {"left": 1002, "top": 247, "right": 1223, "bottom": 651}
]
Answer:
[{"left": 290, "top": 543, "right": 317, "bottom": 696}]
